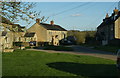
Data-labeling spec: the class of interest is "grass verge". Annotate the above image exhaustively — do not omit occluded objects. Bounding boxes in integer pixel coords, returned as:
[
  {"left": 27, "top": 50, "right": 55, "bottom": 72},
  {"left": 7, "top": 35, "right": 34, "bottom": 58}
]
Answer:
[{"left": 2, "top": 50, "right": 118, "bottom": 78}]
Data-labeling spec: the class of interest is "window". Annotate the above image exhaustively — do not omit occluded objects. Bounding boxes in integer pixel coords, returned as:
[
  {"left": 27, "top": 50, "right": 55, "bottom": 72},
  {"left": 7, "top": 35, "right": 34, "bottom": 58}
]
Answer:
[
  {"left": 49, "top": 32, "right": 52, "bottom": 35},
  {"left": 5, "top": 37, "right": 7, "bottom": 43},
  {"left": 19, "top": 37, "right": 21, "bottom": 41}
]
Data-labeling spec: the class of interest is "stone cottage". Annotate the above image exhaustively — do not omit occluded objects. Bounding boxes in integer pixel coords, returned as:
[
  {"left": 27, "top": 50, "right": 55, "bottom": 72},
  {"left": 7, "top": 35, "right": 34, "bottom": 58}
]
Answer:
[
  {"left": 0, "top": 16, "right": 26, "bottom": 51},
  {"left": 96, "top": 8, "right": 120, "bottom": 45},
  {"left": 23, "top": 32, "right": 37, "bottom": 46},
  {"left": 27, "top": 19, "right": 67, "bottom": 46},
  {"left": 0, "top": 16, "right": 15, "bottom": 52}
]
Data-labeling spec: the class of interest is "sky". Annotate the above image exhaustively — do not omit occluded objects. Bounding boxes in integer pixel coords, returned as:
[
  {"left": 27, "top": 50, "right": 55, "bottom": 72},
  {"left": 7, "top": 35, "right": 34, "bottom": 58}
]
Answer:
[
  {"left": 18, "top": 2, "right": 119, "bottom": 31},
  {"left": 15, "top": 0, "right": 120, "bottom": 2}
]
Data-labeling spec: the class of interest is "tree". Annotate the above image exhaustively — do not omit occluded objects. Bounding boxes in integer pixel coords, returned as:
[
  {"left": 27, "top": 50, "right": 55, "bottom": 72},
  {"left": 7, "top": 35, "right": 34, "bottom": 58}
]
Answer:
[{"left": 1, "top": 1, "right": 49, "bottom": 25}]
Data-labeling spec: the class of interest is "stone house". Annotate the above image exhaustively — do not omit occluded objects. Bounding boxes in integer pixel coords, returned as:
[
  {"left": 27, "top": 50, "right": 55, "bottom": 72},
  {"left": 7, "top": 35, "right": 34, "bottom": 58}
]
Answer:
[
  {"left": 115, "top": 14, "right": 120, "bottom": 39},
  {"left": 22, "top": 32, "right": 37, "bottom": 46},
  {"left": 96, "top": 8, "right": 120, "bottom": 45},
  {"left": 0, "top": 16, "right": 27, "bottom": 51},
  {"left": 27, "top": 19, "right": 67, "bottom": 46},
  {"left": 0, "top": 31, "right": 14, "bottom": 49},
  {"left": 0, "top": 16, "right": 15, "bottom": 51}
]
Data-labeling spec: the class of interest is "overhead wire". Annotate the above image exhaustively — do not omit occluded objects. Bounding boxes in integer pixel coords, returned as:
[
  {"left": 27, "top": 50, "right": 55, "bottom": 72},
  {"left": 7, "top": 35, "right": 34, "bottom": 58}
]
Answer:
[
  {"left": 83, "top": 1, "right": 118, "bottom": 30},
  {"left": 47, "top": 1, "right": 118, "bottom": 31},
  {"left": 65, "top": 2, "right": 98, "bottom": 18},
  {"left": 69, "top": 2, "right": 98, "bottom": 30},
  {"left": 73, "top": 2, "right": 98, "bottom": 14},
  {"left": 49, "top": 2, "right": 98, "bottom": 24},
  {"left": 48, "top": 2, "right": 92, "bottom": 18}
]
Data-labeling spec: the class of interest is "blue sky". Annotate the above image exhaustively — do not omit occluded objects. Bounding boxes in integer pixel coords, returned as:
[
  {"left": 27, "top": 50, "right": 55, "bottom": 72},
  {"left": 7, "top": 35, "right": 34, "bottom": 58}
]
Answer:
[{"left": 19, "top": 2, "right": 119, "bottom": 31}]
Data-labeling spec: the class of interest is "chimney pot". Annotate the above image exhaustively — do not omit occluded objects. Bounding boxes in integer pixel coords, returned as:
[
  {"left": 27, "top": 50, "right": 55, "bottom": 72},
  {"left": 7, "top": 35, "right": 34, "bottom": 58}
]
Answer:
[
  {"left": 50, "top": 20, "right": 54, "bottom": 25},
  {"left": 36, "top": 19, "right": 40, "bottom": 23},
  {"left": 113, "top": 7, "right": 119, "bottom": 15},
  {"left": 105, "top": 13, "right": 109, "bottom": 18}
]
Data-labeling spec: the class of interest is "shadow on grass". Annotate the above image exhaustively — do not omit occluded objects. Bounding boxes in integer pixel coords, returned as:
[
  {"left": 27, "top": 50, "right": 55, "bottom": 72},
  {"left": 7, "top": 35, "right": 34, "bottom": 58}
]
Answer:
[{"left": 47, "top": 62, "right": 119, "bottom": 78}]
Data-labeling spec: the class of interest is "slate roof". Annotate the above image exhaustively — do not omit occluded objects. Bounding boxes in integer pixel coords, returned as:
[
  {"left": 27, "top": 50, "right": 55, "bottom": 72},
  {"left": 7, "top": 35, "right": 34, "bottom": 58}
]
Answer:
[
  {"left": 24, "top": 32, "right": 35, "bottom": 37},
  {"left": 40, "top": 23, "right": 67, "bottom": 31},
  {"left": 1, "top": 16, "right": 25, "bottom": 32},
  {"left": 97, "top": 11, "right": 120, "bottom": 29},
  {"left": 12, "top": 24, "right": 25, "bottom": 32},
  {"left": 1, "top": 16, "right": 13, "bottom": 25},
  {"left": 1, "top": 31, "right": 7, "bottom": 36}
]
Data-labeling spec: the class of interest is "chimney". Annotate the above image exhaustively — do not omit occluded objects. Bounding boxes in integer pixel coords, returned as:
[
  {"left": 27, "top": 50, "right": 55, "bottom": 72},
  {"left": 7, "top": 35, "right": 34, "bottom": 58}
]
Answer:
[
  {"left": 36, "top": 19, "right": 40, "bottom": 24},
  {"left": 105, "top": 13, "right": 109, "bottom": 18},
  {"left": 50, "top": 20, "right": 54, "bottom": 25},
  {"left": 113, "top": 7, "right": 119, "bottom": 15}
]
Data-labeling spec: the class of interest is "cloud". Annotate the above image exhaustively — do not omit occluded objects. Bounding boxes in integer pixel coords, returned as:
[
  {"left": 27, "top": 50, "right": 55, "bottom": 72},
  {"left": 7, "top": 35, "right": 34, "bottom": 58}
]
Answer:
[{"left": 71, "top": 14, "right": 81, "bottom": 17}]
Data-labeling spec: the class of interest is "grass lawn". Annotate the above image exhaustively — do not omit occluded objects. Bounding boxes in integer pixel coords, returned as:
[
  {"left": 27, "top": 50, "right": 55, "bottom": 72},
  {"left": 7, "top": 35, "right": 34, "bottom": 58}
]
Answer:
[{"left": 2, "top": 50, "right": 118, "bottom": 78}]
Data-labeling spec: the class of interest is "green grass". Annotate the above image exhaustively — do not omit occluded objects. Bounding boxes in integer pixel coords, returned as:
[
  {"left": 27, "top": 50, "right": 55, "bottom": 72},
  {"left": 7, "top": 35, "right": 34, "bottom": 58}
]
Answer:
[
  {"left": 44, "top": 45, "right": 74, "bottom": 51},
  {"left": 2, "top": 50, "right": 118, "bottom": 78}
]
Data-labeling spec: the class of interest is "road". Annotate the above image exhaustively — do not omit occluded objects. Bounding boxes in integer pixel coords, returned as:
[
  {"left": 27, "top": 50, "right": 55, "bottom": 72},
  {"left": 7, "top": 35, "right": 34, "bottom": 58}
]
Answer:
[
  {"left": 71, "top": 45, "right": 116, "bottom": 55},
  {"left": 70, "top": 45, "right": 116, "bottom": 60},
  {"left": 27, "top": 45, "right": 117, "bottom": 61}
]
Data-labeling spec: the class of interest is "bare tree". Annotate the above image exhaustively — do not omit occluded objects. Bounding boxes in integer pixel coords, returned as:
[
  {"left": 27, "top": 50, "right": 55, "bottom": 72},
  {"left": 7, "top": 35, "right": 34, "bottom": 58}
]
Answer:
[{"left": 1, "top": 1, "right": 49, "bottom": 25}]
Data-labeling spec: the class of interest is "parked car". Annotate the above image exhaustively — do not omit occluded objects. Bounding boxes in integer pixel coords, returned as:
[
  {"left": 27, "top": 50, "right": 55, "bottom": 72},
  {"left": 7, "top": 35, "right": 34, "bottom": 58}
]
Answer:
[
  {"left": 117, "top": 49, "right": 120, "bottom": 70},
  {"left": 60, "top": 36, "right": 76, "bottom": 45},
  {"left": 29, "top": 41, "right": 36, "bottom": 46}
]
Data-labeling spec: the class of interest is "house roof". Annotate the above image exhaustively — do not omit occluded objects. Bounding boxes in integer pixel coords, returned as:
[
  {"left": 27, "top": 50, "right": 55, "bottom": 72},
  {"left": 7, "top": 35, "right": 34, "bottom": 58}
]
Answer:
[
  {"left": 12, "top": 24, "right": 25, "bottom": 32},
  {"left": 1, "top": 31, "right": 7, "bottom": 36},
  {"left": 24, "top": 32, "right": 35, "bottom": 37},
  {"left": 12, "top": 24, "right": 25, "bottom": 28},
  {"left": 40, "top": 23, "right": 67, "bottom": 31},
  {"left": 97, "top": 11, "right": 120, "bottom": 29},
  {"left": 1, "top": 16, "right": 13, "bottom": 25},
  {"left": 1, "top": 16, "right": 25, "bottom": 32}
]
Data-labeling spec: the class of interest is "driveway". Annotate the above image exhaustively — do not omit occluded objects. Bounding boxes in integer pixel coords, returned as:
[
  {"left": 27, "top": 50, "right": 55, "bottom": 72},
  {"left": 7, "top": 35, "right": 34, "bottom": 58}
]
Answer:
[{"left": 27, "top": 45, "right": 117, "bottom": 61}]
